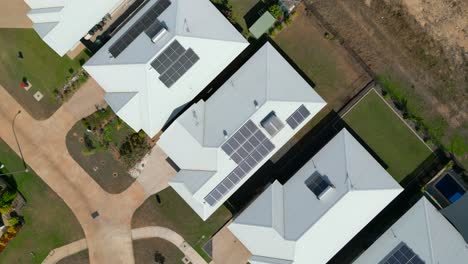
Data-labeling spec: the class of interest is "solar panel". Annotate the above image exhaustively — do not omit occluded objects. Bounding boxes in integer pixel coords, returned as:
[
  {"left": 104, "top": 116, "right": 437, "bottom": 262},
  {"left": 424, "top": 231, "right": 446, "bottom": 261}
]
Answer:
[
  {"left": 205, "top": 120, "right": 275, "bottom": 206},
  {"left": 286, "top": 105, "right": 311, "bottom": 129},
  {"left": 109, "top": 0, "right": 171, "bottom": 57},
  {"left": 151, "top": 40, "right": 185, "bottom": 74},
  {"left": 379, "top": 243, "right": 425, "bottom": 264},
  {"left": 158, "top": 48, "right": 199, "bottom": 87},
  {"left": 305, "top": 172, "right": 332, "bottom": 198},
  {"left": 145, "top": 20, "right": 165, "bottom": 40}
]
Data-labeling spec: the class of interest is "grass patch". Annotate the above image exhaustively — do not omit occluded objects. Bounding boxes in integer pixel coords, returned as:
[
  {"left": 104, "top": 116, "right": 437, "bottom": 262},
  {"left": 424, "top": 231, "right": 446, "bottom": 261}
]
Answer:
[
  {"left": 0, "top": 28, "right": 89, "bottom": 118},
  {"left": 133, "top": 188, "right": 232, "bottom": 262},
  {"left": 274, "top": 5, "right": 370, "bottom": 109},
  {"left": 0, "top": 140, "right": 83, "bottom": 264},
  {"left": 344, "top": 90, "right": 432, "bottom": 182}
]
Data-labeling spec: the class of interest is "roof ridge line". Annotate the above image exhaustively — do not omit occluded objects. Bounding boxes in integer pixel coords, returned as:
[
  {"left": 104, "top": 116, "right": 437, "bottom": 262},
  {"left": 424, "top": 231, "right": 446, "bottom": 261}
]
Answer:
[
  {"left": 176, "top": 32, "right": 248, "bottom": 44},
  {"left": 423, "top": 199, "right": 437, "bottom": 264}
]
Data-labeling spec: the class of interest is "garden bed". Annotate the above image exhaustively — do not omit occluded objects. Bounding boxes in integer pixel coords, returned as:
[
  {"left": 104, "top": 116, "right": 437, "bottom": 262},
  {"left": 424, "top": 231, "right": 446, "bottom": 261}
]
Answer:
[{"left": 66, "top": 107, "right": 152, "bottom": 193}]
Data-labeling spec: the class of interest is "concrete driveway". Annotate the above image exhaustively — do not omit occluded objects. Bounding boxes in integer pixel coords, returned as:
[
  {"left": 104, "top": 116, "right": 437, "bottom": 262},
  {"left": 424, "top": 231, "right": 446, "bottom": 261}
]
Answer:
[
  {"left": 0, "top": 80, "right": 173, "bottom": 264},
  {"left": 0, "top": 0, "right": 32, "bottom": 28},
  {"left": 212, "top": 225, "right": 251, "bottom": 264}
]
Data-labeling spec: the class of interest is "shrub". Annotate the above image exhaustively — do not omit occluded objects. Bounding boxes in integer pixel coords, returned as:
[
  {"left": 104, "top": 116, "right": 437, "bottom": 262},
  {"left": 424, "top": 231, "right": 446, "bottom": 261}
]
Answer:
[
  {"left": 268, "top": 4, "right": 283, "bottom": 20},
  {"left": 6, "top": 216, "right": 20, "bottom": 227},
  {"left": 1, "top": 190, "right": 17, "bottom": 204},
  {"left": 276, "top": 23, "right": 284, "bottom": 31},
  {"left": 0, "top": 204, "right": 12, "bottom": 214}
]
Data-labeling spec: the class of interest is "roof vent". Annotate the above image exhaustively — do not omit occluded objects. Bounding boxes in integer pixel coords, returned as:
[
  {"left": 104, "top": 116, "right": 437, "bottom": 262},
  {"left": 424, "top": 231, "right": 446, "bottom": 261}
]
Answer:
[
  {"left": 254, "top": 100, "right": 259, "bottom": 109},
  {"left": 223, "top": 130, "right": 228, "bottom": 139},
  {"left": 305, "top": 171, "right": 333, "bottom": 199}
]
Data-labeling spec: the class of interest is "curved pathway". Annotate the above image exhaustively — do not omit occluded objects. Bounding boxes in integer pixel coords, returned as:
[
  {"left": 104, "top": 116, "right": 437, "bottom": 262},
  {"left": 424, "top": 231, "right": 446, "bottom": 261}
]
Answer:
[
  {"left": 0, "top": 81, "right": 170, "bottom": 263},
  {"left": 43, "top": 226, "right": 207, "bottom": 264}
]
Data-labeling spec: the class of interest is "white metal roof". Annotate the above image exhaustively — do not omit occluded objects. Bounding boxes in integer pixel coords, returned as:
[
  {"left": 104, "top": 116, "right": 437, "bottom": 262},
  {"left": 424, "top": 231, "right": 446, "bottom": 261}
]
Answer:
[
  {"left": 229, "top": 129, "right": 403, "bottom": 264},
  {"left": 84, "top": 0, "right": 248, "bottom": 137},
  {"left": 353, "top": 197, "right": 468, "bottom": 264},
  {"left": 25, "top": 0, "right": 125, "bottom": 56},
  {"left": 157, "top": 42, "right": 326, "bottom": 220}
]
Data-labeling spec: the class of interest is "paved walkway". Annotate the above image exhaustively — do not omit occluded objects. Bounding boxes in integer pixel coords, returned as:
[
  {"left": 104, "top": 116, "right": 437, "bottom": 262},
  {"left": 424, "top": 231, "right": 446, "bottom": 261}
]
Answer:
[
  {"left": 43, "top": 226, "right": 207, "bottom": 264},
  {"left": 0, "top": 81, "right": 168, "bottom": 264}
]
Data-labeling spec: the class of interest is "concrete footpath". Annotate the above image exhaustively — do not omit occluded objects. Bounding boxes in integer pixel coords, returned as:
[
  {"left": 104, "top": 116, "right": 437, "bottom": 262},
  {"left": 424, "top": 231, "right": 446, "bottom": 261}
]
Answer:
[{"left": 43, "top": 226, "right": 207, "bottom": 264}]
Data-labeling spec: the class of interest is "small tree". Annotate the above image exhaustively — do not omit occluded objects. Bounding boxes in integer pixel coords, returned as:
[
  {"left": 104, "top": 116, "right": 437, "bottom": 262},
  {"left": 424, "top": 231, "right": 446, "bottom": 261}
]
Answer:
[{"left": 154, "top": 251, "right": 165, "bottom": 264}]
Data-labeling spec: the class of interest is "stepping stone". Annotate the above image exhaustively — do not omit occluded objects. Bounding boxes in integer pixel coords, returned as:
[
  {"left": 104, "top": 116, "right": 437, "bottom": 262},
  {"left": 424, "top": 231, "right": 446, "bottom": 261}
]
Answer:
[{"left": 33, "top": 91, "right": 43, "bottom": 101}]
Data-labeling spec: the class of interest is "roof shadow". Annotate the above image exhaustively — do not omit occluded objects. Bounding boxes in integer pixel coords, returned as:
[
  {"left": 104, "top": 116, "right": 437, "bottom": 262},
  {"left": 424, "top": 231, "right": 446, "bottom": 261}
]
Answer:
[{"left": 244, "top": 1, "right": 269, "bottom": 28}]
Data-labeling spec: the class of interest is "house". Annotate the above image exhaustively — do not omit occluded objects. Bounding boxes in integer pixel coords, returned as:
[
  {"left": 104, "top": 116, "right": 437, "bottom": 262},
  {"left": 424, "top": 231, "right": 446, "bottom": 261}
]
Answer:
[
  {"left": 157, "top": 42, "right": 326, "bottom": 220},
  {"left": 84, "top": 0, "right": 248, "bottom": 137},
  {"left": 24, "top": 0, "right": 127, "bottom": 56},
  {"left": 228, "top": 129, "right": 403, "bottom": 264},
  {"left": 353, "top": 197, "right": 468, "bottom": 264}
]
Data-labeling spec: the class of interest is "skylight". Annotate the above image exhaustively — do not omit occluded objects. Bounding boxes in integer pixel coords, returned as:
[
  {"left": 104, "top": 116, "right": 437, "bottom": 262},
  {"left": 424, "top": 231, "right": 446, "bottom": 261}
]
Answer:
[
  {"left": 260, "top": 111, "right": 284, "bottom": 137},
  {"left": 305, "top": 171, "right": 332, "bottom": 199}
]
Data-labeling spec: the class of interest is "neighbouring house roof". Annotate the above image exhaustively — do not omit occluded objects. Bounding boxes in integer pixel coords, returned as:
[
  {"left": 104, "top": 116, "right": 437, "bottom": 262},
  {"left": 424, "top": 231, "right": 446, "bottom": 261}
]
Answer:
[
  {"left": 25, "top": 0, "right": 125, "bottom": 56},
  {"left": 249, "top": 11, "right": 276, "bottom": 39},
  {"left": 229, "top": 129, "right": 403, "bottom": 264},
  {"left": 354, "top": 197, "right": 468, "bottom": 264},
  {"left": 157, "top": 42, "right": 326, "bottom": 220},
  {"left": 85, "top": 0, "right": 248, "bottom": 137},
  {"left": 442, "top": 193, "right": 468, "bottom": 243}
]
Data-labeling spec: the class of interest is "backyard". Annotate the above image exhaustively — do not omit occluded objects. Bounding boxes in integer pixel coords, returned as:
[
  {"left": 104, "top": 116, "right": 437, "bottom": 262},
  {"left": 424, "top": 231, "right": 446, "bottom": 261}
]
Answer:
[
  {"left": 0, "top": 28, "right": 90, "bottom": 119},
  {"left": 343, "top": 89, "right": 433, "bottom": 182},
  {"left": 132, "top": 187, "right": 232, "bottom": 262},
  {"left": 66, "top": 107, "right": 152, "bottom": 193},
  {"left": 0, "top": 140, "right": 84, "bottom": 264}
]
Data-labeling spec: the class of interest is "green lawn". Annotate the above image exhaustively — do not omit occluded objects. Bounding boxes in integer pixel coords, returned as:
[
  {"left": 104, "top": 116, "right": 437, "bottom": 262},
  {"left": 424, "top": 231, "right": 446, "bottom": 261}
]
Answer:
[
  {"left": 344, "top": 89, "right": 432, "bottom": 182},
  {"left": 0, "top": 28, "right": 90, "bottom": 119},
  {"left": 0, "top": 140, "right": 84, "bottom": 264},
  {"left": 132, "top": 188, "right": 232, "bottom": 261}
]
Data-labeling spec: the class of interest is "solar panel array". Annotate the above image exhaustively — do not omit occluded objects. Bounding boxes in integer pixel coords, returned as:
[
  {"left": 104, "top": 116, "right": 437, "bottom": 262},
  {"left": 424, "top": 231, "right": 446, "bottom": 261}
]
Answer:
[
  {"left": 379, "top": 243, "right": 425, "bottom": 264},
  {"left": 151, "top": 40, "right": 200, "bottom": 88},
  {"left": 204, "top": 120, "right": 275, "bottom": 206},
  {"left": 109, "top": 0, "right": 171, "bottom": 58},
  {"left": 286, "top": 105, "right": 311, "bottom": 129},
  {"left": 305, "top": 172, "right": 331, "bottom": 198}
]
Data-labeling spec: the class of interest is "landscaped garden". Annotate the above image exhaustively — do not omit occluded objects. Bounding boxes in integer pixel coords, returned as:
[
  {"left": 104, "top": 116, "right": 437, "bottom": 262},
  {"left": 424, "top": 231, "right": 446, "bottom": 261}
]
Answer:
[
  {"left": 344, "top": 89, "right": 433, "bottom": 182},
  {"left": 132, "top": 187, "right": 232, "bottom": 262},
  {"left": 0, "top": 140, "right": 84, "bottom": 264},
  {"left": 0, "top": 28, "right": 90, "bottom": 119},
  {"left": 66, "top": 107, "right": 152, "bottom": 193}
]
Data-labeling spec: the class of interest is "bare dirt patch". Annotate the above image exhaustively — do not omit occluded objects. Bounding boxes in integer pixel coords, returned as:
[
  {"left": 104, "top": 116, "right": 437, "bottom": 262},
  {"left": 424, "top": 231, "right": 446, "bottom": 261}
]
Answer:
[
  {"left": 274, "top": 4, "right": 371, "bottom": 109},
  {"left": 309, "top": 0, "right": 467, "bottom": 163}
]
